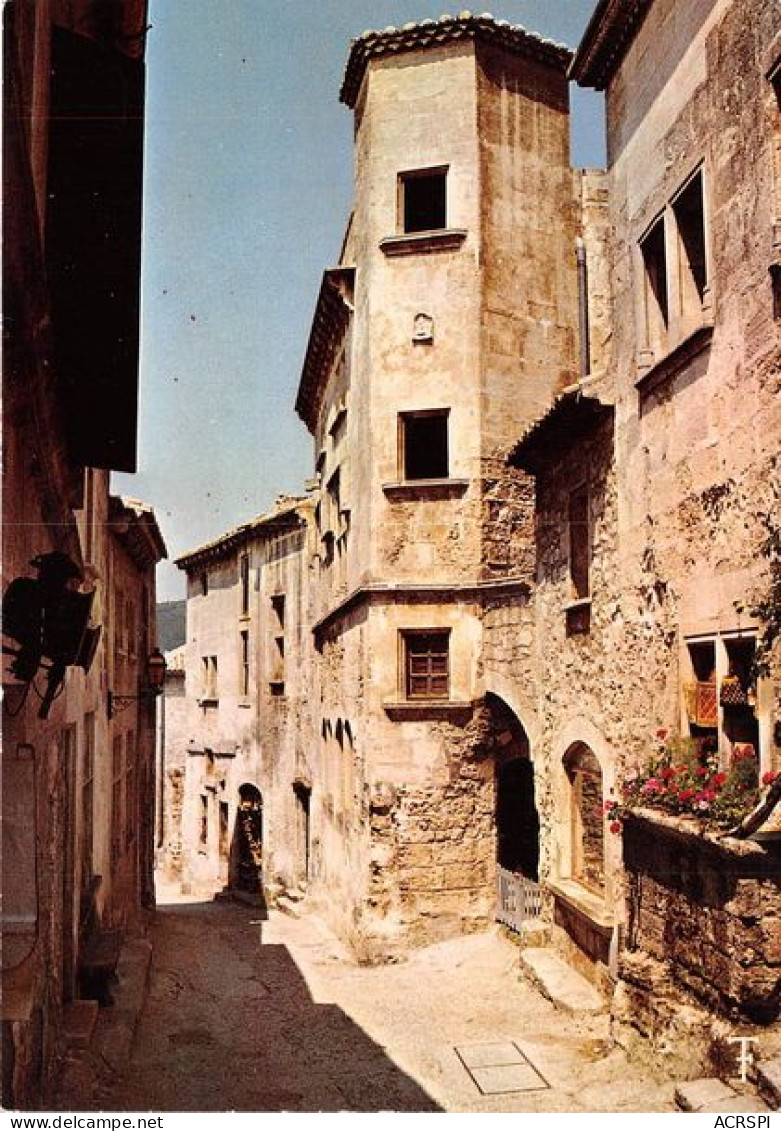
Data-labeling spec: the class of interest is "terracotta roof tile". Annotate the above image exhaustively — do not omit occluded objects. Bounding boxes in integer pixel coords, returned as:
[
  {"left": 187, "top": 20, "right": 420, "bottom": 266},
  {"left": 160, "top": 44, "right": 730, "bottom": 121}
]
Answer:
[{"left": 340, "top": 11, "right": 572, "bottom": 107}]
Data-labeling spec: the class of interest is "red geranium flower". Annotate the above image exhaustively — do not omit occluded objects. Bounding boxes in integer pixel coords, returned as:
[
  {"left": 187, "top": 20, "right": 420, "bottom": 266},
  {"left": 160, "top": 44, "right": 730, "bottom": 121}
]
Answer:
[
  {"left": 712, "top": 772, "right": 727, "bottom": 788},
  {"left": 609, "top": 821, "right": 622, "bottom": 835},
  {"left": 762, "top": 770, "right": 778, "bottom": 786}
]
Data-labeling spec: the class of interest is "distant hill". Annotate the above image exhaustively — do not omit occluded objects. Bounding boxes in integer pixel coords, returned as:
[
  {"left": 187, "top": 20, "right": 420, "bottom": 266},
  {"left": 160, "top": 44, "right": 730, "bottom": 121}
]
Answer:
[{"left": 157, "top": 599, "right": 186, "bottom": 653}]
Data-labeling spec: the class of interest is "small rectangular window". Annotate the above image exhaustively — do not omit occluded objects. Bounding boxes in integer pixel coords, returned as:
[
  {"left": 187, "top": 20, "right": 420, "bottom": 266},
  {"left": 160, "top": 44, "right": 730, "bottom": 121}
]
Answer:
[
  {"left": 240, "top": 630, "right": 250, "bottom": 697},
  {"left": 200, "top": 572, "right": 209, "bottom": 597},
  {"left": 240, "top": 555, "right": 250, "bottom": 616},
  {"left": 400, "top": 410, "right": 449, "bottom": 481},
  {"left": 672, "top": 170, "right": 708, "bottom": 318},
  {"left": 404, "top": 630, "right": 450, "bottom": 700},
  {"left": 201, "top": 655, "right": 218, "bottom": 700},
  {"left": 219, "top": 801, "right": 230, "bottom": 859},
  {"left": 640, "top": 215, "right": 669, "bottom": 352},
  {"left": 569, "top": 487, "right": 590, "bottom": 601},
  {"left": 400, "top": 168, "right": 447, "bottom": 233},
  {"left": 200, "top": 794, "right": 208, "bottom": 847}
]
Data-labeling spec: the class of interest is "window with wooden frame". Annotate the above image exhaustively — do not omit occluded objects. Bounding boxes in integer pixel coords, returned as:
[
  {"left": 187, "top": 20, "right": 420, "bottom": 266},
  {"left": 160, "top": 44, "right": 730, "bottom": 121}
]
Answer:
[
  {"left": 399, "top": 167, "right": 447, "bottom": 233},
  {"left": 399, "top": 410, "right": 449, "bottom": 481},
  {"left": 684, "top": 633, "right": 761, "bottom": 768},
  {"left": 403, "top": 630, "right": 450, "bottom": 701}
]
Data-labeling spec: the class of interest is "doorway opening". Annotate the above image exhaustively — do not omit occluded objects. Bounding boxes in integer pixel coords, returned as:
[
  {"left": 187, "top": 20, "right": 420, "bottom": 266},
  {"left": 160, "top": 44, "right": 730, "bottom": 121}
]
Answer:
[
  {"left": 293, "top": 782, "right": 311, "bottom": 883},
  {"left": 233, "top": 783, "right": 263, "bottom": 893}
]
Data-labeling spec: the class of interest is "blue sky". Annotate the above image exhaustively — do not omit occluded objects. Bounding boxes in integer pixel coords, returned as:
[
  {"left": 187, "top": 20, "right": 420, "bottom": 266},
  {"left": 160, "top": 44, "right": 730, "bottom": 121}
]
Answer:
[{"left": 114, "top": 1, "right": 605, "bottom": 602}]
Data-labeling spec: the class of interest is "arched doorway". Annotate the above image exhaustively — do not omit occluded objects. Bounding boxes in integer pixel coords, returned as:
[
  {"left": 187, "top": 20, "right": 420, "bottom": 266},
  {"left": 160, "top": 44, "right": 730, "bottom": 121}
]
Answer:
[
  {"left": 562, "top": 742, "right": 605, "bottom": 894},
  {"left": 232, "top": 783, "right": 263, "bottom": 893},
  {"left": 488, "top": 694, "right": 539, "bottom": 881}
]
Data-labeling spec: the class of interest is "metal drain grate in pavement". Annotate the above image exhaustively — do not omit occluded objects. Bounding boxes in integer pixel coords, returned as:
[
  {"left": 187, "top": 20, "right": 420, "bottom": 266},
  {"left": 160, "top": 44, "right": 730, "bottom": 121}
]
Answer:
[{"left": 454, "top": 1041, "right": 550, "bottom": 1096}]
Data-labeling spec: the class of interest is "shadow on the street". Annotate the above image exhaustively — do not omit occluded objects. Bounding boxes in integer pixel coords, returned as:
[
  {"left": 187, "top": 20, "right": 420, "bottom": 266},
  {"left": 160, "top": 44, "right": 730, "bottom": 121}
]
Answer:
[{"left": 138, "top": 898, "right": 442, "bottom": 1112}]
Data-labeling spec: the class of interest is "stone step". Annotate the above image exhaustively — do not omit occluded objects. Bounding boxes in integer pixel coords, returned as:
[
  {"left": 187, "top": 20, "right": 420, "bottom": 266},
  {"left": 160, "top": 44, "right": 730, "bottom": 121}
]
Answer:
[
  {"left": 91, "top": 936, "right": 153, "bottom": 1072},
  {"left": 675, "top": 1078, "right": 772, "bottom": 1113},
  {"left": 62, "top": 999, "right": 100, "bottom": 1050},
  {"left": 113, "top": 938, "right": 153, "bottom": 1017},
  {"left": 519, "top": 947, "right": 604, "bottom": 1013},
  {"left": 276, "top": 896, "right": 303, "bottom": 919},
  {"left": 757, "top": 1057, "right": 781, "bottom": 1110}
]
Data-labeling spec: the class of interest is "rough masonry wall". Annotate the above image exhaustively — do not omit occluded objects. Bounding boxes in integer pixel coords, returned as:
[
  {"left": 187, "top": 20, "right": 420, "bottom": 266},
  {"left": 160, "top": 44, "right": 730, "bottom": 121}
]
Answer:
[
  {"left": 613, "top": 810, "right": 781, "bottom": 1075},
  {"left": 362, "top": 705, "right": 512, "bottom": 955}
]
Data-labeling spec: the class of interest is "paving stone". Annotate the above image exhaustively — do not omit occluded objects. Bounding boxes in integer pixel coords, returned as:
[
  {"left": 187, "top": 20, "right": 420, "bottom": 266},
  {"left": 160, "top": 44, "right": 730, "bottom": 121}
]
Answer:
[
  {"left": 92, "top": 1009, "right": 138, "bottom": 1073},
  {"left": 457, "top": 1041, "right": 525, "bottom": 1069},
  {"left": 113, "top": 938, "right": 152, "bottom": 1016},
  {"left": 705, "top": 1096, "right": 772, "bottom": 1113},
  {"left": 470, "top": 1062, "right": 548, "bottom": 1095},
  {"left": 520, "top": 948, "right": 604, "bottom": 1013},
  {"left": 675, "top": 1077, "right": 737, "bottom": 1111}
]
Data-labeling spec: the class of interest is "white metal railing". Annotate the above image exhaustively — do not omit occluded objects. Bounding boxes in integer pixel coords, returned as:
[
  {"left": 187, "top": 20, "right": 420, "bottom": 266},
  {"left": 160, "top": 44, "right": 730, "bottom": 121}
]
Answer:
[{"left": 496, "top": 867, "right": 542, "bottom": 933}]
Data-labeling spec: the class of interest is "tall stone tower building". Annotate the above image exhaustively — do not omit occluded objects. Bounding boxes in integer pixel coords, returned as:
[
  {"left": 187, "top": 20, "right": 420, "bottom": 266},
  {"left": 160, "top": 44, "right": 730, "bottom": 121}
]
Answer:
[{"left": 296, "top": 14, "right": 578, "bottom": 952}]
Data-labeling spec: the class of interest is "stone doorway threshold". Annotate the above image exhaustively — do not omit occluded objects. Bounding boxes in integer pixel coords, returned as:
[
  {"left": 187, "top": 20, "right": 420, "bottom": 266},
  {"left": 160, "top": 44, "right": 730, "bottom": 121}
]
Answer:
[{"left": 455, "top": 1040, "right": 550, "bottom": 1096}]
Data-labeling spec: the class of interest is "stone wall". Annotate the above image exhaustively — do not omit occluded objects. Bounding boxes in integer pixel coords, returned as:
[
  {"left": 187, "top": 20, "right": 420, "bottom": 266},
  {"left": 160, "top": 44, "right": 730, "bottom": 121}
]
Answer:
[{"left": 613, "top": 809, "right": 781, "bottom": 1074}]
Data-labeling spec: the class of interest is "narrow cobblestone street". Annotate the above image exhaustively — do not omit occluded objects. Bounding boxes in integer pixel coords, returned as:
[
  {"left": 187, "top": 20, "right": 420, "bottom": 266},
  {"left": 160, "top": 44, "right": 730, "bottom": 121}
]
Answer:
[{"left": 52, "top": 879, "right": 679, "bottom": 1113}]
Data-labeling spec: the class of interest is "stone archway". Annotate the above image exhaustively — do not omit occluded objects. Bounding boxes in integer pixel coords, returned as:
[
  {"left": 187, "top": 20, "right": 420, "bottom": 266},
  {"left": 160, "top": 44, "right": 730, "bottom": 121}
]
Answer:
[{"left": 488, "top": 693, "right": 539, "bottom": 882}]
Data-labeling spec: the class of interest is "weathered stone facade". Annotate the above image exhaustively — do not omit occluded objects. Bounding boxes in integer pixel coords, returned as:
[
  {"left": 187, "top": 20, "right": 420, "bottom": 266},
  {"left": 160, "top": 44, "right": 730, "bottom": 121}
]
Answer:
[{"left": 171, "top": 499, "right": 315, "bottom": 897}]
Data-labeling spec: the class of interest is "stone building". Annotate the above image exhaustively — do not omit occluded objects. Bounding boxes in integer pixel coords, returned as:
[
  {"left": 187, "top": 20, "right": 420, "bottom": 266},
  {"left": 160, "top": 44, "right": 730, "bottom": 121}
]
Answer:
[
  {"left": 2, "top": 0, "right": 165, "bottom": 1108},
  {"left": 168, "top": 5, "right": 779, "bottom": 1033},
  {"left": 294, "top": 13, "right": 581, "bottom": 953},
  {"left": 170, "top": 498, "right": 314, "bottom": 896},
  {"left": 502, "top": 0, "right": 781, "bottom": 1028}
]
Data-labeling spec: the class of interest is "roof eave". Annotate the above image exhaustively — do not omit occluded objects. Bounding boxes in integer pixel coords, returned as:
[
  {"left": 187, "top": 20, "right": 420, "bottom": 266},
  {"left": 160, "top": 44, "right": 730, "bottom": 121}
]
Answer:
[
  {"left": 569, "top": 0, "right": 651, "bottom": 90},
  {"left": 175, "top": 500, "right": 309, "bottom": 572},
  {"left": 508, "top": 392, "right": 615, "bottom": 476},
  {"left": 295, "top": 267, "right": 355, "bottom": 434},
  {"left": 340, "top": 15, "right": 573, "bottom": 109}
]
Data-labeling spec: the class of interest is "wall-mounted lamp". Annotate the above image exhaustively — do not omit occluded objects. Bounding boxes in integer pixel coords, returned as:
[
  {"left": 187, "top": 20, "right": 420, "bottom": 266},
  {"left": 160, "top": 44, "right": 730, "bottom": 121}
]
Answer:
[{"left": 108, "top": 647, "right": 167, "bottom": 718}]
